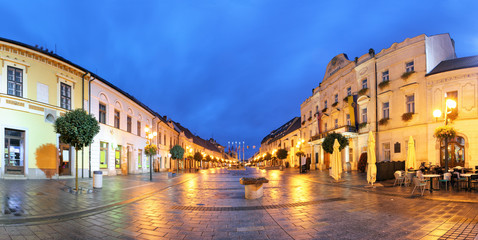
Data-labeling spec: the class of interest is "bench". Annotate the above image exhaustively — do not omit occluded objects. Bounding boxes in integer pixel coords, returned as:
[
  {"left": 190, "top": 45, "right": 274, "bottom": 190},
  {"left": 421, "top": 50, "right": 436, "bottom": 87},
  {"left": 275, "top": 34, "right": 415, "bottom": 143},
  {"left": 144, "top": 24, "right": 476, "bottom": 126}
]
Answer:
[{"left": 239, "top": 177, "right": 269, "bottom": 199}]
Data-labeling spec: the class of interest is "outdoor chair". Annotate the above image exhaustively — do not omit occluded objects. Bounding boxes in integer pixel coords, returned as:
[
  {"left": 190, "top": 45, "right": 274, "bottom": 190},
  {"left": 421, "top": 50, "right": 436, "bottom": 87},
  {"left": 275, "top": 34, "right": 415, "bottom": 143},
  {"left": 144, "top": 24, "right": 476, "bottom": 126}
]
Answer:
[
  {"left": 470, "top": 174, "right": 478, "bottom": 191},
  {"left": 411, "top": 177, "right": 426, "bottom": 196},
  {"left": 451, "top": 172, "right": 467, "bottom": 190},
  {"left": 439, "top": 173, "right": 451, "bottom": 191},
  {"left": 393, "top": 171, "right": 405, "bottom": 186}
]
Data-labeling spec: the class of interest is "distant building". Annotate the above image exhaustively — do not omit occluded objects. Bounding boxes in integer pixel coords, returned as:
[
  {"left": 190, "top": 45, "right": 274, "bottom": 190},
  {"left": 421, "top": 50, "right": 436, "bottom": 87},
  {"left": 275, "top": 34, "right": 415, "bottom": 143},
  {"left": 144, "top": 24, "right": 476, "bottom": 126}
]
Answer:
[{"left": 261, "top": 33, "right": 478, "bottom": 171}]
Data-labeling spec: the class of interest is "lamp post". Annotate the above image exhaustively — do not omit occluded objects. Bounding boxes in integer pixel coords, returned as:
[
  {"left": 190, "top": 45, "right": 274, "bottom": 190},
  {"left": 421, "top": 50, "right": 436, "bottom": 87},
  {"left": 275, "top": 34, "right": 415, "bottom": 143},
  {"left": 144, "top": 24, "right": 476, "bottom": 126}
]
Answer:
[
  {"left": 433, "top": 98, "right": 456, "bottom": 173},
  {"left": 145, "top": 126, "right": 157, "bottom": 181}
]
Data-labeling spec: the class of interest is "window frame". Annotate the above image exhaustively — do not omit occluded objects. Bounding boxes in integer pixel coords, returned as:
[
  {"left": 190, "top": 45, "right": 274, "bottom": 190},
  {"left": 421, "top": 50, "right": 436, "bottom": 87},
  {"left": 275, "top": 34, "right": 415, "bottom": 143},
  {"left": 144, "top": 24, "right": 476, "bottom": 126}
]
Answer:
[
  {"left": 406, "top": 94, "right": 415, "bottom": 113},
  {"left": 362, "top": 108, "right": 368, "bottom": 123},
  {"left": 60, "top": 82, "right": 72, "bottom": 110},
  {"left": 114, "top": 110, "right": 120, "bottom": 129},
  {"left": 100, "top": 142, "right": 108, "bottom": 169},
  {"left": 383, "top": 142, "right": 391, "bottom": 161},
  {"left": 406, "top": 61, "right": 414, "bottom": 73},
  {"left": 362, "top": 79, "right": 368, "bottom": 89},
  {"left": 383, "top": 102, "right": 390, "bottom": 119},
  {"left": 382, "top": 70, "right": 389, "bottom": 82},
  {"left": 99, "top": 103, "right": 107, "bottom": 124},
  {"left": 127, "top": 116, "right": 132, "bottom": 133},
  {"left": 7, "top": 66, "right": 23, "bottom": 97}
]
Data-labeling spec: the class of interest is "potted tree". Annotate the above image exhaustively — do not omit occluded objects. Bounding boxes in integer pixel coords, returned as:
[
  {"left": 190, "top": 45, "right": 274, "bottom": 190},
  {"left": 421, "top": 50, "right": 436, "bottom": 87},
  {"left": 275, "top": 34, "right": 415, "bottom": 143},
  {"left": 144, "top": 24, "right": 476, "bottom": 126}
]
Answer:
[
  {"left": 54, "top": 109, "right": 99, "bottom": 192},
  {"left": 276, "top": 149, "right": 288, "bottom": 171},
  {"left": 169, "top": 145, "right": 185, "bottom": 174}
]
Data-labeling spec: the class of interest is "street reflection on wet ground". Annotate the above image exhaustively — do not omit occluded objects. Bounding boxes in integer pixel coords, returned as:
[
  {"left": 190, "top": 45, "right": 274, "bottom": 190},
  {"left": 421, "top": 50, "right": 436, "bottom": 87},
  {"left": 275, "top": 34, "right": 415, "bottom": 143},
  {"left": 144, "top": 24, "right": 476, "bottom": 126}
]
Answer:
[{"left": 0, "top": 167, "right": 477, "bottom": 239}]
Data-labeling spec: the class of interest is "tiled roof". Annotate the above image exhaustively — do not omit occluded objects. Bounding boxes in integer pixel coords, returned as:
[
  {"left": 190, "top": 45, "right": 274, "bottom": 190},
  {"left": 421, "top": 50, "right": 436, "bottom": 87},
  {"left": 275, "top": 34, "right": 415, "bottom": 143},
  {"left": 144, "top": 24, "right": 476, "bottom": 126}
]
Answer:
[
  {"left": 261, "top": 117, "right": 300, "bottom": 144},
  {"left": 427, "top": 55, "right": 478, "bottom": 76}
]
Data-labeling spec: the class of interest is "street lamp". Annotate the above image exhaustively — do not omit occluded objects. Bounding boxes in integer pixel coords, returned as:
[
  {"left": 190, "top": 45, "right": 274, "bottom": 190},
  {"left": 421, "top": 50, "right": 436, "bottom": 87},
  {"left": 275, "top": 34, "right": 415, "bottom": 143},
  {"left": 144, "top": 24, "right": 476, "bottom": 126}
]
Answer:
[
  {"left": 145, "top": 126, "right": 157, "bottom": 181},
  {"left": 433, "top": 98, "right": 457, "bottom": 172}
]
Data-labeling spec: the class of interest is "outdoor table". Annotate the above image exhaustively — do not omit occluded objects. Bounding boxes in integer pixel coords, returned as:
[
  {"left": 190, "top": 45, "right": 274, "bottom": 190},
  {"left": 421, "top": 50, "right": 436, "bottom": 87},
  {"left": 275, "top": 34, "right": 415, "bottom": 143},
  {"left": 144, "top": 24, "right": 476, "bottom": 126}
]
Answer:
[
  {"left": 422, "top": 174, "right": 440, "bottom": 193},
  {"left": 459, "top": 173, "right": 477, "bottom": 191}
]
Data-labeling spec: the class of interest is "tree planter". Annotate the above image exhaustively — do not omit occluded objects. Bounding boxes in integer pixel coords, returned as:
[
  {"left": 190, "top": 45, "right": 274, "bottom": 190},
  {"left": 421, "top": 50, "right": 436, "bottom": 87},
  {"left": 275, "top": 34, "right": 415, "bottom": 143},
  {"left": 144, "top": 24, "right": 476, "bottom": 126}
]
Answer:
[
  {"left": 378, "top": 80, "right": 390, "bottom": 90},
  {"left": 240, "top": 177, "right": 269, "bottom": 199},
  {"left": 331, "top": 102, "right": 338, "bottom": 107},
  {"left": 378, "top": 118, "right": 389, "bottom": 126},
  {"left": 358, "top": 88, "right": 368, "bottom": 96}
]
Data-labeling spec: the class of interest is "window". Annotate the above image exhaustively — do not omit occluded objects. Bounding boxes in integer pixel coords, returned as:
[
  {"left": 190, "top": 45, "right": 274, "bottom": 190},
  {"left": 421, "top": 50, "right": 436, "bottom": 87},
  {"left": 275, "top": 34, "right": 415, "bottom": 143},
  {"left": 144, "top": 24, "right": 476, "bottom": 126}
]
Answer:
[
  {"left": 164, "top": 135, "right": 166, "bottom": 146},
  {"left": 362, "top": 79, "right": 368, "bottom": 89},
  {"left": 334, "top": 119, "right": 338, "bottom": 128},
  {"left": 158, "top": 132, "right": 162, "bottom": 144},
  {"left": 334, "top": 94, "right": 338, "bottom": 103},
  {"left": 362, "top": 108, "right": 367, "bottom": 123},
  {"left": 137, "top": 121, "right": 141, "bottom": 136},
  {"left": 324, "top": 123, "right": 328, "bottom": 132},
  {"left": 324, "top": 100, "right": 328, "bottom": 108},
  {"left": 309, "top": 111, "right": 312, "bottom": 118},
  {"left": 383, "top": 143, "right": 391, "bottom": 161},
  {"left": 60, "top": 83, "right": 71, "bottom": 110},
  {"left": 114, "top": 110, "right": 120, "bottom": 128},
  {"left": 127, "top": 116, "right": 132, "bottom": 133},
  {"left": 383, "top": 102, "right": 389, "bottom": 119},
  {"left": 100, "top": 142, "right": 108, "bottom": 169},
  {"left": 7, "top": 66, "right": 23, "bottom": 97},
  {"left": 346, "top": 114, "right": 351, "bottom": 126},
  {"left": 115, "top": 145, "right": 122, "bottom": 169},
  {"left": 315, "top": 105, "right": 319, "bottom": 114},
  {"left": 394, "top": 142, "right": 401, "bottom": 153},
  {"left": 347, "top": 87, "right": 352, "bottom": 96},
  {"left": 382, "top": 70, "right": 389, "bottom": 82},
  {"left": 99, "top": 103, "right": 106, "bottom": 124},
  {"left": 406, "top": 61, "right": 414, "bottom": 72},
  {"left": 406, "top": 95, "right": 415, "bottom": 113},
  {"left": 138, "top": 149, "right": 142, "bottom": 168}
]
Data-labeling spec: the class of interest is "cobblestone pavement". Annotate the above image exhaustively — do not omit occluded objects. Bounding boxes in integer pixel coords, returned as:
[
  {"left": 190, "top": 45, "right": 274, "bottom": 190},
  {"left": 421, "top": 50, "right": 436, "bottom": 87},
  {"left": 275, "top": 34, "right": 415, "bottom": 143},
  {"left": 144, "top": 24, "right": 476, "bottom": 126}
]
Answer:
[{"left": 0, "top": 168, "right": 477, "bottom": 239}]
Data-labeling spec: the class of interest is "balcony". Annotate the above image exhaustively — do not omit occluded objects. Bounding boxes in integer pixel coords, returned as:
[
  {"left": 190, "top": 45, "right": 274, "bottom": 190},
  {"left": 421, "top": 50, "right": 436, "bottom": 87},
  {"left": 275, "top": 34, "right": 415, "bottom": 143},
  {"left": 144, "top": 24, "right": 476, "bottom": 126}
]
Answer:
[{"left": 310, "top": 125, "right": 357, "bottom": 141}]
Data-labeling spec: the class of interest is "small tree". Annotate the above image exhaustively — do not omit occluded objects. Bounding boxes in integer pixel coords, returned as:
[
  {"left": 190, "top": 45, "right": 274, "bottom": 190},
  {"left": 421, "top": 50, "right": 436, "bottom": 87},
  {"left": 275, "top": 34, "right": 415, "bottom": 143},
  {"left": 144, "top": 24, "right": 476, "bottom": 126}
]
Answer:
[
  {"left": 193, "top": 152, "right": 203, "bottom": 168},
  {"left": 205, "top": 155, "right": 212, "bottom": 168},
  {"left": 322, "top": 133, "right": 348, "bottom": 154},
  {"left": 54, "top": 109, "right": 99, "bottom": 191},
  {"left": 170, "top": 145, "right": 184, "bottom": 174},
  {"left": 276, "top": 149, "right": 288, "bottom": 166}
]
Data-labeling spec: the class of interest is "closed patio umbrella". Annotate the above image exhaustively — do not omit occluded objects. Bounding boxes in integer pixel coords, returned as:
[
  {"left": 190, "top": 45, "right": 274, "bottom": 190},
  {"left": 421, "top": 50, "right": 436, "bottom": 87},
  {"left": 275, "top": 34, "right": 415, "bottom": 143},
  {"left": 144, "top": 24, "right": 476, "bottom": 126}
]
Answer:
[
  {"left": 330, "top": 139, "right": 342, "bottom": 181},
  {"left": 406, "top": 136, "right": 416, "bottom": 171},
  {"left": 367, "top": 131, "right": 377, "bottom": 185}
]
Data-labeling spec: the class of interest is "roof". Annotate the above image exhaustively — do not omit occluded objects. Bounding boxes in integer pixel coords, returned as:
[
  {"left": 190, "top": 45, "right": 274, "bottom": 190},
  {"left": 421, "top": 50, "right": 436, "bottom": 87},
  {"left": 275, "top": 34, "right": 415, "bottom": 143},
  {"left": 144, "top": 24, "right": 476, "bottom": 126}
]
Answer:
[
  {"left": 0, "top": 36, "right": 167, "bottom": 124},
  {"left": 261, "top": 117, "right": 300, "bottom": 144},
  {"left": 427, "top": 55, "right": 478, "bottom": 76}
]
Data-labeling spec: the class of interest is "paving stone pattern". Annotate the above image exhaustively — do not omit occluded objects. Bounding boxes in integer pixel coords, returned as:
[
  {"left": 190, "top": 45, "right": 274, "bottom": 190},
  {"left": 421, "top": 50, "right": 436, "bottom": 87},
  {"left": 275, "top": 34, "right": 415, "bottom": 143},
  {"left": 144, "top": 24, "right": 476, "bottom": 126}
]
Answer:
[{"left": 0, "top": 168, "right": 477, "bottom": 239}]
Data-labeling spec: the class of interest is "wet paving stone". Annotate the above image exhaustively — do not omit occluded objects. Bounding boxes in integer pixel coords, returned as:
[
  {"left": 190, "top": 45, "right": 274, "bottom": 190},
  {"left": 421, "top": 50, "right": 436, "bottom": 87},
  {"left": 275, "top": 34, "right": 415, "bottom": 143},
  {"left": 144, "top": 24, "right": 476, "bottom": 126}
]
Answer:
[{"left": 0, "top": 168, "right": 477, "bottom": 239}]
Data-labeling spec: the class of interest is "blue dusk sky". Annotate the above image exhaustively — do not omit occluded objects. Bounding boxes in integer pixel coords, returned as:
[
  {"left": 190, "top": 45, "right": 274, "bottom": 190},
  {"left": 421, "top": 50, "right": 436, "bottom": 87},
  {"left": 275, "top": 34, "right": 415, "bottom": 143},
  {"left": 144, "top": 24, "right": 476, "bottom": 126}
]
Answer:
[{"left": 2, "top": 1, "right": 478, "bottom": 158}]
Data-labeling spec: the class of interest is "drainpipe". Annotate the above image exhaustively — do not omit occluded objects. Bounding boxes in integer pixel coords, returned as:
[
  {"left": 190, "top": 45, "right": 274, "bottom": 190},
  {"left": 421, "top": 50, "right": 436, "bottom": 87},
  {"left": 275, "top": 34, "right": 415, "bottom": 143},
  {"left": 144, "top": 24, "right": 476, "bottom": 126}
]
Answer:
[
  {"left": 88, "top": 75, "right": 96, "bottom": 178},
  {"left": 81, "top": 72, "right": 89, "bottom": 179},
  {"left": 374, "top": 57, "right": 379, "bottom": 161}
]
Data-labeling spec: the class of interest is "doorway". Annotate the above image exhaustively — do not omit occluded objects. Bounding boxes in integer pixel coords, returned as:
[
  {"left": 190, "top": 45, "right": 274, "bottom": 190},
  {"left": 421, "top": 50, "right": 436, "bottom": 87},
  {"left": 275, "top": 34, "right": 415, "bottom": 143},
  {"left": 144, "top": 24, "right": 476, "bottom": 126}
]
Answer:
[
  {"left": 4, "top": 129, "right": 25, "bottom": 175},
  {"left": 324, "top": 153, "right": 330, "bottom": 169},
  {"left": 440, "top": 136, "right": 465, "bottom": 168},
  {"left": 58, "top": 141, "right": 71, "bottom": 175}
]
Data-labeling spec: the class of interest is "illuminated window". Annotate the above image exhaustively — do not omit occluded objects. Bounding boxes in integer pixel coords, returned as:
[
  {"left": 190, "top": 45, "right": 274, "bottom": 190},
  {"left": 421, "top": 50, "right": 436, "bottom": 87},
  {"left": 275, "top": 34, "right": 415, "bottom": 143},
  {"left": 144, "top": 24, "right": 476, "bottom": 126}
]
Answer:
[
  {"left": 115, "top": 145, "right": 122, "bottom": 169},
  {"left": 138, "top": 149, "right": 142, "bottom": 168},
  {"left": 100, "top": 142, "right": 108, "bottom": 169}
]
